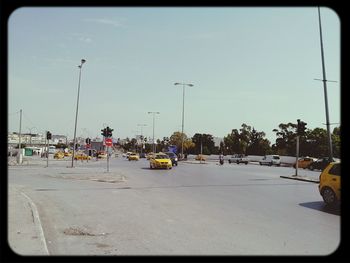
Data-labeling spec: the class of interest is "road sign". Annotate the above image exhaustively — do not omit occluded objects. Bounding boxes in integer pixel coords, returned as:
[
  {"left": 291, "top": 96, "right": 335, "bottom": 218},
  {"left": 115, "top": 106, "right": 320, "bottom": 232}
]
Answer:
[{"left": 105, "top": 138, "right": 112, "bottom": 147}]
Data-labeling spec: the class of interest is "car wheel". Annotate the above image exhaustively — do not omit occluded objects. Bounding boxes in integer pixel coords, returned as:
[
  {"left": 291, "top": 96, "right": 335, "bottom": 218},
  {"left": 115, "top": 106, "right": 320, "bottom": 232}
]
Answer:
[
  {"left": 228, "top": 160, "right": 231, "bottom": 164},
  {"left": 322, "top": 187, "right": 337, "bottom": 205},
  {"left": 269, "top": 162, "right": 273, "bottom": 166},
  {"left": 150, "top": 164, "right": 153, "bottom": 169},
  {"left": 259, "top": 162, "right": 262, "bottom": 165},
  {"left": 309, "top": 165, "right": 314, "bottom": 171},
  {"left": 236, "top": 161, "right": 240, "bottom": 164},
  {"left": 245, "top": 162, "right": 248, "bottom": 165}
]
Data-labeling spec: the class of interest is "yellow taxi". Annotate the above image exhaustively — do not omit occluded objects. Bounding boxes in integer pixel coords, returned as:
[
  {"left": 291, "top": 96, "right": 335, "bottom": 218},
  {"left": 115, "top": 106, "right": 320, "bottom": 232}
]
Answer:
[
  {"left": 74, "top": 153, "right": 92, "bottom": 160},
  {"left": 293, "top": 157, "right": 316, "bottom": 169},
  {"left": 98, "top": 151, "right": 107, "bottom": 158},
  {"left": 319, "top": 162, "right": 340, "bottom": 206},
  {"left": 64, "top": 151, "right": 72, "bottom": 157},
  {"left": 128, "top": 152, "right": 140, "bottom": 161},
  {"left": 150, "top": 153, "right": 172, "bottom": 169},
  {"left": 195, "top": 154, "right": 206, "bottom": 161},
  {"left": 54, "top": 151, "right": 65, "bottom": 159}
]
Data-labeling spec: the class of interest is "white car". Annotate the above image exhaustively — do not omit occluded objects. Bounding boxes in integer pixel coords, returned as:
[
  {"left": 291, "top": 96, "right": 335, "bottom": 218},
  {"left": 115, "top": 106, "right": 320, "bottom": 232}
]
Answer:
[{"left": 259, "top": 155, "right": 281, "bottom": 166}]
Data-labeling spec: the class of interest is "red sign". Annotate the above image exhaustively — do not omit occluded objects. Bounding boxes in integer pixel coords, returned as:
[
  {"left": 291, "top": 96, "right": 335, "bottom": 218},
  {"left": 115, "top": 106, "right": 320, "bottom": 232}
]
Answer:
[{"left": 105, "top": 138, "right": 113, "bottom": 147}]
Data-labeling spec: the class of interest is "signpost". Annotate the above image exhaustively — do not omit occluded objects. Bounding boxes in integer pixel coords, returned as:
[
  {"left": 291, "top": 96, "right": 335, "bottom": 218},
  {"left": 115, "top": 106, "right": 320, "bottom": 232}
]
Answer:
[{"left": 105, "top": 138, "right": 112, "bottom": 147}]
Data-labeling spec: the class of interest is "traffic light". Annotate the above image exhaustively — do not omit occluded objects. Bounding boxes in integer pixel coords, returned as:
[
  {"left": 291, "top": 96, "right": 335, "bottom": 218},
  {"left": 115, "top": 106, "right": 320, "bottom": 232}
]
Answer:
[
  {"left": 101, "top": 128, "right": 107, "bottom": 137},
  {"left": 106, "top": 126, "right": 113, "bottom": 137},
  {"left": 46, "top": 131, "right": 52, "bottom": 140},
  {"left": 297, "top": 119, "right": 307, "bottom": 136}
]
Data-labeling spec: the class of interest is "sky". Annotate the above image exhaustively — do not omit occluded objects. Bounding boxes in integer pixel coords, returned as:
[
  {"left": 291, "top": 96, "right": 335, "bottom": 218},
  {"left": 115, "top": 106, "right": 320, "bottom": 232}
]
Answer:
[{"left": 8, "top": 7, "right": 340, "bottom": 143}]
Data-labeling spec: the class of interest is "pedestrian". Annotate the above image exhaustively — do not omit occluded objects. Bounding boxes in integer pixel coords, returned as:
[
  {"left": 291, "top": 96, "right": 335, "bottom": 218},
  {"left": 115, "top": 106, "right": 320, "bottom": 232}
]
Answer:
[{"left": 219, "top": 153, "right": 224, "bottom": 165}]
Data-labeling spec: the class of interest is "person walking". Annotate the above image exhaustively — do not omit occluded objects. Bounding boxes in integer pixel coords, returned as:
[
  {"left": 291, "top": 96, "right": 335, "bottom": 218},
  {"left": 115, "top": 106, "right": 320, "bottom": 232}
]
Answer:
[{"left": 219, "top": 153, "right": 224, "bottom": 165}]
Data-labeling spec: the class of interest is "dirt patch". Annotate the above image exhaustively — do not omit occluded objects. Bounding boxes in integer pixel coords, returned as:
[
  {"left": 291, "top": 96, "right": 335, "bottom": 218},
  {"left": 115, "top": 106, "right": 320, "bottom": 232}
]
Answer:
[
  {"left": 63, "top": 227, "right": 109, "bottom": 236},
  {"left": 63, "top": 227, "right": 96, "bottom": 236}
]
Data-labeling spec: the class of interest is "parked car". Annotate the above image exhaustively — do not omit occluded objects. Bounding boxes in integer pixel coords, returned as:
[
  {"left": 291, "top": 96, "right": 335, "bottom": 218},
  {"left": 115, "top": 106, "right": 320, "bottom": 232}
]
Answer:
[
  {"left": 308, "top": 157, "right": 333, "bottom": 171},
  {"left": 64, "top": 151, "right": 72, "bottom": 157},
  {"left": 74, "top": 153, "right": 91, "bottom": 160},
  {"left": 293, "top": 157, "right": 316, "bottom": 169},
  {"left": 128, "top": 152, "right": 140, "bottom": 161},
  {"left": 54, "top": 151, "right": 65, "bottom": 159},
  {"left": 319, "top": 162, "right": 340, "bottom": 206},
  {"left": 97, "top": 151, "right": 107, "bottom": 158},
  {"left": 259, "top": 155, "right": 281, "bottom": 166},
  {"left": 165, "top": 152, "right": 178, "bottom": 166},
  {"left": 195, "top": 154, "right": 206, "bottom": 161},
  {"left": 228, "top": 154, "right": 249, "bottom": 164},
  {"left": 149, "top": 153, "right": 172, "bottom": 169}
]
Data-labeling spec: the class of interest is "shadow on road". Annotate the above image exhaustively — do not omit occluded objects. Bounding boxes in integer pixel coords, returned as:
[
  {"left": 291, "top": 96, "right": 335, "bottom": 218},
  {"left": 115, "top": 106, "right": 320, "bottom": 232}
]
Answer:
[{"left": 299, "top": 201, "right": 340, "bottom": 216}]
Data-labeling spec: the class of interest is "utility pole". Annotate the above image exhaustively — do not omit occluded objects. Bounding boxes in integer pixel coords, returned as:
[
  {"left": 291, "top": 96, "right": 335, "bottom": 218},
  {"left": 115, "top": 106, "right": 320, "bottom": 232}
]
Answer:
[
  {"left": 17, "top": 109, "right": 23, "bottom": 164},
  {"left": 316, "top": 6, "right": 335, "bottom": 161},
  {"left": 174, "top": 82, "right": 194, "bottom": 159},
  {"left": 295, "top": 135, "right": 299, "bottom": 177},
  {"left": 46, "top": 133, "right": 49, "bottom": 168}
]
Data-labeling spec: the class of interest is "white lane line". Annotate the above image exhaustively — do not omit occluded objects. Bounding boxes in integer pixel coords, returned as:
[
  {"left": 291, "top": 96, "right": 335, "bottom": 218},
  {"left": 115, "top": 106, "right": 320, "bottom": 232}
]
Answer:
[{"left": 21, "top": 192, "right": 49, "bottom": 255}]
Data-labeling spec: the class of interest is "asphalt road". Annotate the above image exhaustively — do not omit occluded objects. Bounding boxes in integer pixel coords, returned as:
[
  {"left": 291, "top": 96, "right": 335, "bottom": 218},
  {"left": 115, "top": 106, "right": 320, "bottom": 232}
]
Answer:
[{"left": 8, "top": 156, "right": 340, "bottom": 255}]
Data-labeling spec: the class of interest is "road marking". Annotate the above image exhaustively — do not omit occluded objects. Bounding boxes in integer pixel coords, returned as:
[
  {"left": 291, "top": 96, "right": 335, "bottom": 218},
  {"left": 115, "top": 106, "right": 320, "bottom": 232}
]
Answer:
[{"left": 21, "top": 192, "right": 49, "bottom": 255}]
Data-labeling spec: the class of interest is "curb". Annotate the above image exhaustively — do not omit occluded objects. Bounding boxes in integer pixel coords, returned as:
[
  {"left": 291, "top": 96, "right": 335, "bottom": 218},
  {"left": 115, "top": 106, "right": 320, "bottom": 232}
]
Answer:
[{"left": 280, "top": 175, "right": 319, "bottom": 183}]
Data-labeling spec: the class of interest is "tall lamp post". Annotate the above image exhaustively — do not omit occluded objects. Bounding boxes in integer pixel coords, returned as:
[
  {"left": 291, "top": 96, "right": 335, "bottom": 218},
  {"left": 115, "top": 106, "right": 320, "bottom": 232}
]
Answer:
[
  {"left": 315, "top": 7, "right": 337, "bottom": 161},
  {"left": 174, "top": 82, "right": 194, "bottom": 159},
  {"left": 148, "top": 112, "right": 160, "bottom": 153},
  {"left": 71, "top": 59, "right": 86, "bottom": 168}
]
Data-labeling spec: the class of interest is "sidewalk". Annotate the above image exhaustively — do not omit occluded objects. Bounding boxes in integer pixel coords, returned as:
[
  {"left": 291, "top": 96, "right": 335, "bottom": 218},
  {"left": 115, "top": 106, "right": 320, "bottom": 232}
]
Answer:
[
  {"left": 8, "top": 186, "right": 49, "bottom": 255},
  {"left": 280, "top": 174, "right": 319, "bottom": 183}
]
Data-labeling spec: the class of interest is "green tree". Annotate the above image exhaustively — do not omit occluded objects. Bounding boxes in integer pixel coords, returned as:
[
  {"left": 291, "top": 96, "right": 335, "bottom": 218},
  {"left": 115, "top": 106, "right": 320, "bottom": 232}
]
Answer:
[
  {"left": 191, "top": 133, "right": 215, "bottom": 154},
  {"left": 246, "top": 128, "right": 271, "bottom": 155},
  {"left": 223, "top": 129, "right": 241, "bottom": 154},
  {"left": 332, "top": 126, "right": 341, "bottom": 158},
  {"left": 169, "top": 131, "right": 195, "bottom": 154},
  {"left": 272, "top": 122, "right": 298, "bottom": 155}
]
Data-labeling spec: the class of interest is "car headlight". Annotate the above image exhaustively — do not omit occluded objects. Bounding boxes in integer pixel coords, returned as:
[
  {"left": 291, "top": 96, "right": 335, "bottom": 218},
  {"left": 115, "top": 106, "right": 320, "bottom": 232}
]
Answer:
[{"left": 175, "top": 158, "right": 178, "bottom": 161}]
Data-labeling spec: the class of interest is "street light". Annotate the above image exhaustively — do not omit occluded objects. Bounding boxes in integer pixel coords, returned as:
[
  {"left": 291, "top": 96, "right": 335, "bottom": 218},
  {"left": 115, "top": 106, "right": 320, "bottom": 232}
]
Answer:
[
  {"left": 71, "top": 59, "right": 86, "bottom": 168},
  {"left": 315, "top": 7, "right": 336, "bottom": 161},
  {"left": 148, "top": 112, "right": 160, "bottom": 153},
  {"left": 174, "top": 82, "right": 194, "bottom": 159}
]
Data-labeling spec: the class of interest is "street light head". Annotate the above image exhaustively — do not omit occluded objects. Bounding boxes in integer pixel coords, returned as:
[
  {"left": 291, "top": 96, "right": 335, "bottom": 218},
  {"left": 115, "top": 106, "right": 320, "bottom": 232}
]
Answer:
[
  {"left": 187, "top": 84, "right": 194, "bottom": 87},
  {"left": 81, "top": 59, "right": 86, "bottom": 64},
  {"left": 174, "top": 83, "right": 180, "bottom": 85}
]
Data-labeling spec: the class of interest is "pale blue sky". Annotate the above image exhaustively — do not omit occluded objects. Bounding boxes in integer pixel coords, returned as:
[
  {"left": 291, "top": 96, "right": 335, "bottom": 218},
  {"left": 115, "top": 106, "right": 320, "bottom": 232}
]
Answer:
[{"left": 8, "top": 7, "right": 340, "bottom": 143}]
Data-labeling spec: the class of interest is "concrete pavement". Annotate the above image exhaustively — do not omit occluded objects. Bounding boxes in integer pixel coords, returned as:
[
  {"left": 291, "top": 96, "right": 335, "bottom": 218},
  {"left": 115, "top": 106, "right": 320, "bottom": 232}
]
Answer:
[{"left": 8, "top": 186, "right": 49, "bottom": 255}]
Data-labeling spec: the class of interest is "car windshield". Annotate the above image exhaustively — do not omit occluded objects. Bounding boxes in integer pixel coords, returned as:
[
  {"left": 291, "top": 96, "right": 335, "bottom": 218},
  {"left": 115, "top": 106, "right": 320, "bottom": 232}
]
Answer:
[
  {"left": 155, "top": 154, "right": 168, "bottom": 159},
  {"left": 273, "top": 156, "right": 280, "bottom": 159}
]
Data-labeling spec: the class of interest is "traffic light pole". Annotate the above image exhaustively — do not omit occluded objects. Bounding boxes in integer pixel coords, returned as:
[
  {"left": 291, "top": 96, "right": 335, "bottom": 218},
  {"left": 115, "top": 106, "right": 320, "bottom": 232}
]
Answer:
[
  {"left": 46, "top": 135, "right": 49, "bottom": 168},
  {"left": 294, "top": 135, "right": 299, "bottom": 176},
  {"left": 107, "top": 146, "right": 109, "bottom": 172}
]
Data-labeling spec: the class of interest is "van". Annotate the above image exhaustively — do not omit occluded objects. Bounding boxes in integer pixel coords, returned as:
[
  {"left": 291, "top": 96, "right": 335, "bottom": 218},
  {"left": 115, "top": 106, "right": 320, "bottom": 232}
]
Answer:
[{"left": 259, "top": 155, "right": 281, "bottom": 166}]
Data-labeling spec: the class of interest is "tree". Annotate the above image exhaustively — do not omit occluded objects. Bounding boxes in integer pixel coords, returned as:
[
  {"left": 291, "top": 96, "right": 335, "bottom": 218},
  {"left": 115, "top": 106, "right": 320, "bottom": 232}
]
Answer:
[
  {"left": 169, "top": 131, "right": 195, "bottom": 154},
  {"left": 332, "top": 126, "right": 341, "bottom": 158},
  {"left": 223, "top": 129, "right": 241, "bottom": 154},
  {"left": 246, "top": 128, "right": 271, "bottom": 155},
  {"left": 191, "top": 133, "right": 215, "bottom": 154},
  {"left": 272, "top": 122, "right": 298, "bottom": 156}
]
